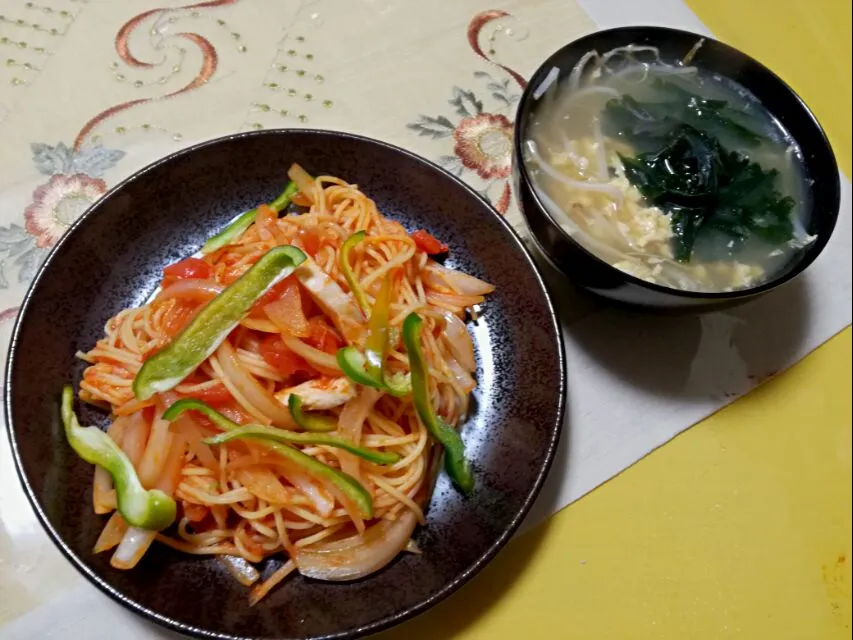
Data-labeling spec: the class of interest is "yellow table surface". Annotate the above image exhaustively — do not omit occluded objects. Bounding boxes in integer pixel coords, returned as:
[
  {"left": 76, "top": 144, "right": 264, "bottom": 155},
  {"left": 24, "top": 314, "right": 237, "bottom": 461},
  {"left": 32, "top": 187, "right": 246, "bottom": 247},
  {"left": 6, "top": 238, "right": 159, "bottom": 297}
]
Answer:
[{"left": 380, "top": 1, "right": 853, "bottom": 638}]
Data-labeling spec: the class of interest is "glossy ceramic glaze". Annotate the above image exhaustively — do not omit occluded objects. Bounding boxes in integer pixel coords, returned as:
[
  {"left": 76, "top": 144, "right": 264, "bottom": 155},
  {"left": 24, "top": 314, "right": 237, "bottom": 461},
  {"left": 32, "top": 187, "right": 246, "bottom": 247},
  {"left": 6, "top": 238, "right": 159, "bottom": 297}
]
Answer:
[
  {"left": 513, "top": 26, "right": 841, "bottom": 310},
  {"left": 4, "top": 130, "right": 565, "bottom": 640}
]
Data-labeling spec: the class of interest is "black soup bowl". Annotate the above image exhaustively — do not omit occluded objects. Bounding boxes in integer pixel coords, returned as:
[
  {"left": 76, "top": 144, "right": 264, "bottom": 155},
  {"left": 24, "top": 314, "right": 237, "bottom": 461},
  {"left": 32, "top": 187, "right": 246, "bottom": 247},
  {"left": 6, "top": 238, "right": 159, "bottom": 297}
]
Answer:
[
  {"left": 512, "top": 26, "right": 841, "bottom": 310},
  {"left": 5, "top": 130, "right": 565, "bottom": 640}
]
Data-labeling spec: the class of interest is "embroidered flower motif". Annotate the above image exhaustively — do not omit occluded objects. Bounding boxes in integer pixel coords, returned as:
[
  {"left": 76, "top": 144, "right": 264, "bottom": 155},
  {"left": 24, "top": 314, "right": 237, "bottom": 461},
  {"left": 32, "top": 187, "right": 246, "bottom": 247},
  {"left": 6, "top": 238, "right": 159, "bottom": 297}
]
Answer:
[
  {"left": 453, "top": 113, "right": 513, "bottom": 180},
  {"left": 0, "top": 142, "right": 124, "bottom": 289},
  {"left": 407, "top": 72, "right": 520, "bottom": 214},
  {"left": 24, "top": 174, "right": 107, "bottom": 248},
  {"left": 0, "top": 306, "right": 19, "bottom": 324}
]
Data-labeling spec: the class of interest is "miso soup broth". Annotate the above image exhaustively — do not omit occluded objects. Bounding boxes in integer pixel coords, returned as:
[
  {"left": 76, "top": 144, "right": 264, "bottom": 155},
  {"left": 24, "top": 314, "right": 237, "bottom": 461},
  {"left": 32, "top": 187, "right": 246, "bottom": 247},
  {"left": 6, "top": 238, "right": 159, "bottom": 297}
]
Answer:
[{"left": 524, "top": 44, "right": 814, "bottom": 293}]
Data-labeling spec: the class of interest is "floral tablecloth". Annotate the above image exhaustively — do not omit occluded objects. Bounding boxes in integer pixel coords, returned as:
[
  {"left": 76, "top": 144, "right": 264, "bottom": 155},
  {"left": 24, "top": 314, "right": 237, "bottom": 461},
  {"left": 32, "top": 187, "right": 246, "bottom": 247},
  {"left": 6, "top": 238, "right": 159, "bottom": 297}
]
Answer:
[{"left": 0, "top": 0, "right": 850, "bottom": 637}]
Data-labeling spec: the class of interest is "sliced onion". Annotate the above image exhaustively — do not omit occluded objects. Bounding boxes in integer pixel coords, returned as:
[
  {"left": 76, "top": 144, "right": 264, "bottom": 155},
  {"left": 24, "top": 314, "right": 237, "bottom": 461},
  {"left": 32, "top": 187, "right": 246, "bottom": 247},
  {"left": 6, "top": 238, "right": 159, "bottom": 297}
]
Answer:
[
  {"left": 120, "top": 409, "right": 150, "bottom": 466},
  {"left": 295, "top": 510, "right": 418, "bottom": 581},
  {"left": 280, "top": 465, "right": 335, "bottom": 517},
  {"left": 281, "top": 335, "right": 341, "bottom": 374},
  {"left": 93, "top": 414, "right": 132, "bottom": 512},
  {"left": 235, "top": 466, "right": 291, "bottom": 505},
  {"left": 419, "top": 307, "right": 476, "bottom": 373},
  {"left": 426, "top": 291, "right": 485, "bottom": 309},
  {"left": 288, "top": 163, "right": 316, "bottom": 204},
  {"left": 447, "top": 356, "right": 476, "bottom": 393},
  {"left": 137, "top": 406, "right": 174, "bottom": 489},
  {"left": 404, "top": 538, "right": 422, "bottom": 555},
  {"left": 328, "top": 485, "right": 365, "bottom": 536},
  {"left": 217, "top": 340, "right": 295, "bottom": 428},
  {"left": 249, "top": 560, "right": 295, "bottom": 606},
  {"left": 170, "top": 414, "right": 218, "bottom": 471},
  {"left": 111, "top": 527, "right": 157, "bottom": 569},
  {"left": 332, "top": 387, "right": 382, "bottom": 533},
  {"left": 93, "top": 511, "right": 128, "bottom": 554},
  {"left": 155, "top": 432, "right": 187, "bottom": 494},
  {"left": 423, "top": 262, "right": 495, "bottom": 296},
  {"left": 156, "top": 279, "right": 224, "bottom": 304},
  {"left": 93, "top": 467, "right": 116, "bottom": 514},
  {"left": 240, "top": 317, "right": 279, "bottom": 333},
  {"left": 336, "top": 388, "right": 382, "bottom": 480},
  {"left": 112, "top": 426, "right": 185, "bottom": 569},
  {"left": 218, "top": 555, "right": 261, "bottom": 587},
  {"left": 441, "top": 311, "right": 475, "bottom": 372}
]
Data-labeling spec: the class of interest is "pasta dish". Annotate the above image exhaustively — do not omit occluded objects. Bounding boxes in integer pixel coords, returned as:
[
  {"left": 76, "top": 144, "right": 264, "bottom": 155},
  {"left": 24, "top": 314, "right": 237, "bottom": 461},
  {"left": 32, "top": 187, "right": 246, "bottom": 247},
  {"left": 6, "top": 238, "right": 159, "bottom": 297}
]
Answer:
[{"left": 61, "top": 164, "right": 493, "bottom": 603}]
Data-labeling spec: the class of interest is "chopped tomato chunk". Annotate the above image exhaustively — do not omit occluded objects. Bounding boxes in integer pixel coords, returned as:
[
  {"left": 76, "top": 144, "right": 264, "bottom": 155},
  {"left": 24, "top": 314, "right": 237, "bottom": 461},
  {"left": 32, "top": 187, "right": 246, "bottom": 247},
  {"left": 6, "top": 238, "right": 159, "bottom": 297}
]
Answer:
[
  {"left": 263, "top": 280, "right": 311, "bottom": 337},
  {"left": 173, "top": 372, "right": 233, "bottom": 405},
  {"left": 178, "top": 382, "right": 232, "bottom": 405},
  {"left": 411, "top": 229, "right": 448, "bottom": 255},
  {"left": 217, "top": 402, "right": 255, "bottom": 426},
  {"left": 259, "top": 335, "right": 314, "bottom": 379},
  {"left": 305, "top": 316, "right": 343, "bottom": 355},
  {"left": 182, "top": 502, "right": 209, "bottom": 523},
  {"left": 253, "top": 274, "right": 296, "bottom": 310},
  {"left": 255, "top": 203, "right": 277, "bottom": 226},
  {"left": 162, "top": 257, "right": 213, "bottom": 286},
  {"left": 162, "top": 302, "right": 198, "bottom": 337},
  {"left": 298, "top": 225, "right": 339, "bottom": 256},
  {"left": 299, "top": 227, "right": 322, "bottom": 256}
]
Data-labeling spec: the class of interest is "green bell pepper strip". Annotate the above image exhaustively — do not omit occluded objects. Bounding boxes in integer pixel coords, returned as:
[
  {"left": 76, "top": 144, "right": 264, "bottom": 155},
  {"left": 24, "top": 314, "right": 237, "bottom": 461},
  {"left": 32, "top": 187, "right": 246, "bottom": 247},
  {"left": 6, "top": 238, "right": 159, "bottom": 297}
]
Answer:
[
  {"left": 61, "top": 386, "right": 177, "bottom": 530},
  {"left": 202, "top": 425, "right": 400, "bottom": 465},
  {"left": 336, "top": 347, "right": 411, "bottom": 397},
  {"left": 402, "top": 312, "right": 474, "bottom": 494},
  {"left": 268, "top": 181, "right": 300, "bottom": 212},
  {"left": 364, "top": 271, "right": 393, "bottom": 380},
  {"left": 339, "top": 231, "right": 371, "bottom": 315},
  {"left": 133, "top": 245, "right": 307, "bottom": 401},
  {"left": 162, "top": 399, "right": 374, "bottom": 517},
  {"left": 163, "top": 397, "right": 396, "bottom": 463},
  {"left": 201, "top": 181, "right": 299, "bottom": 255},
  {"left": 287, "top": 393, "right": 337, "bottom": 433},
  {"left": 335, "top": 270, "right": 411, "bottom": 396},
  {"left": 336, "top": 346, "right": 384, "bottom": 389}
]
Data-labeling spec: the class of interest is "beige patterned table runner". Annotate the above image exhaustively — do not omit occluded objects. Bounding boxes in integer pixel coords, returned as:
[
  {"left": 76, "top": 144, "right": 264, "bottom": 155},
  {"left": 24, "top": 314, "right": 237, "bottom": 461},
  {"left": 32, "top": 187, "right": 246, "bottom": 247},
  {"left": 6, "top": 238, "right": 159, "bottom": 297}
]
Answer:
[{"left": 0, "top": 0, "right": 850, "bottom": 635}]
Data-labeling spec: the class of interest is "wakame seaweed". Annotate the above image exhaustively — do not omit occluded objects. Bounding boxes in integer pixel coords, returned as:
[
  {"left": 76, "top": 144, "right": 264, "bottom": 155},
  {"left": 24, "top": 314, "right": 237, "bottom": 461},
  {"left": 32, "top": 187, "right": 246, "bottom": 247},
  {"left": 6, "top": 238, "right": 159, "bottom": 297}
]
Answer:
[
  {"left": 603, "top": 79, "right": 765, "bottom": 149},
  {"left": 604, "top": 81, "right": 794, "bottom": 262}
]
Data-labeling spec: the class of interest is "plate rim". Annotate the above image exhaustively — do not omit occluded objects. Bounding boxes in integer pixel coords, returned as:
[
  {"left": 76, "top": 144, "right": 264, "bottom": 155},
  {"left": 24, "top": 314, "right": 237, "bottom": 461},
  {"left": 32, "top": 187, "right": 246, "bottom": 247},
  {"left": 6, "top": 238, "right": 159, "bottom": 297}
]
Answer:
[{"left": 3, "top": 128, "right": 567, "bottom": 640}]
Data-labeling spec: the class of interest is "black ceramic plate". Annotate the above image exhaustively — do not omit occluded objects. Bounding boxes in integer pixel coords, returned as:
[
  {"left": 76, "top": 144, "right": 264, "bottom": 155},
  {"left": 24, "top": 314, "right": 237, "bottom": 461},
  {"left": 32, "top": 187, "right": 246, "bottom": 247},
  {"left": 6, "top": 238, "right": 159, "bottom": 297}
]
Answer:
[{"left": 4, "top": 130, "right": 565, "bottom": 640}]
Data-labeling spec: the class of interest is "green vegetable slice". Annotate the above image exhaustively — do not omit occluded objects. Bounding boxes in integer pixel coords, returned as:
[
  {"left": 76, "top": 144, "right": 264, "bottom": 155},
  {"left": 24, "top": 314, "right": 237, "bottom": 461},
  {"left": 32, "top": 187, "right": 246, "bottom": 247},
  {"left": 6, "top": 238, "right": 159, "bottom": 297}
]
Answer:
[
  {"left": 133, "top": 245, "right": 306, "bottom": 400},
  {"left": 287, "top": 393, "right": 337, "bottom": 433},
  {"left": 336, "top": 346, "right": 383, "bottom": 388},
  {"left": 364, "top": 271, "right": 393, "bottom": 380},
  {"left": 336, "top": 346, "right": 411, "bottom": 397},
  {"left": 203, "top": 425, "right": 399, "bottom": 465},
  {"left": 402, "top": 312, "right": 473, "bottom": 494},
  {"left": 162, "top": 399, "right": 375, "bottom": 517},
  {"left": 335, "top": 269, "right": 411, "bottom": 396},
  {"left": 61, "top": 386, "right": 176, "bottom": 530},
  {"left": 339, "top": 231, "right": 371, "bottom": 315},
  {"left": 201, "top": 181, "right": 298, "bottom": 255}
]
